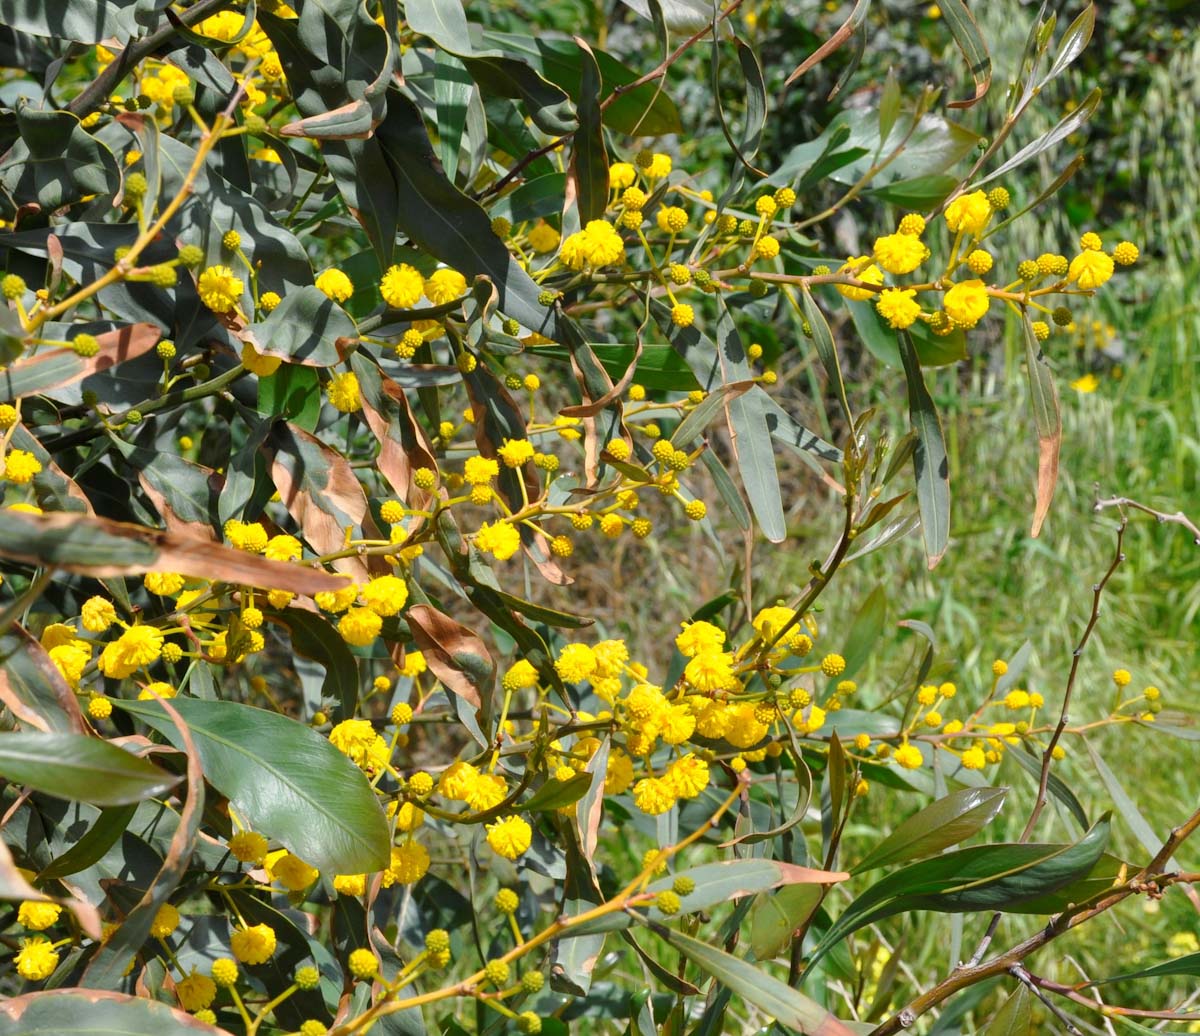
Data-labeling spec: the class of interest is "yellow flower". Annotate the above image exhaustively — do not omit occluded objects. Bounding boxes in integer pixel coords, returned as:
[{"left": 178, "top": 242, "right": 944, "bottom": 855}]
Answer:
[
  {"left": 49, "top": 644, "right": 89, "bottom": 688},
  {"left": 338, "top": 607, "right": 381, "bottom": 646},
  {"left": 684, "top": 649, "right": 736, "bottom": 692},
  {"left": 554, "top": 643, "right": 597, "bottom": 683},
  {"left": 463, "top": 455, "right": 498, "bottom": 484},
  {"left": 943, "top": 190, "right": 991, "bottom": 236},
  {"left": 675, "top": 620, "right": 725, "bottom": 657},
  {"left": 327, "top": 371, "right": 361, "bottom": 413},
  {"left": 385, "top": 840, "right": 431, "bottom": 884},
  {"left": 197, "top": 265, "right": 243, "bottom": 313},
  {"left": 150, "top": 902, "right": 180, "bottom": 938},
  {"left": 605, "top": 751, "right": 635, "bottom": 794},
  {"left": 438, "top": 760, "right": 480, "bottom": 801},
  {"left": 265, "top": 850, "right": 319, "bottom": 891},
  {"left": 875, "top": 287, "right": 921, "bottom": 329},
  {"left": 1067, "top": 250, "right": 1114, "bottom": 290},
  {"left": 527, "top": 222, "right": 560, "bottom": 253},
  {"left": 329, "top": 718, "right": 390, "bottom": 771},
  {"left": 380, "top": 263, "right": 425, "bottom": 309},
  {"left": 894, "top": 742, "right": 924, "bottom": 769},
  {"left": 98, "top": 624, "right": 163, "bottom": 678},
  {"left": 15, "top": 936, "right": 59, "bottom": 981},
  {"left": 502, "top": 659, "right": 539, "bottom": 691},
  {"left": 138, "top": 681, "right": 176, "bottom": 700},
  {"left": 836, "top": 257, "right": 884, "bottom": 300},
  {"left": 665, "top": 754, "right": 709, "bottom": 798},
  {"left": 315, "top": 582, "right": 358, "bottom": 613},
  {"left": 177, "top": 969, "right": 217, "bottom": 1011},
  {"left": 228, "top": 831, "right": 269, "bottom": 864},
  {"left": 644, "top": 153, "right": 672, "bottom": 178},
  {"left": 144, "top": 571, "right": 185, "bottom": 596},
  {"left": 360, "top": 575, "right": 408, "bottom": 616},
  {"left": 231, "top": 923, "right": 276, "bottom": 965},
  {"left": 872, "top": 232, "right": 925, "bottom": 275},
  {"left": 608, "top": 162, "right": 636, "bottom": 188},
  {"left": 333, "top": 873, "right": 367, "bottom": 897},
  {"left": 264, "top": 534, "right": 302, "bottom": 562},
  {"left": 961, "top": 746, "right": 986, "bottom": 770},
  {"left": 315, "top": 268, "right": 354, "bottom": 302},
  {"left": 475, "top": 520, "right": 521, "bottom": 561},
  {"left": 424, "top": 268, "right": 468, "bottom": 305},
  {"left": 241, "top": 342, "right": 282, "bottom": 377},
  {"left": 485, "top": 815, "right": 532, "bottom": 859},
  {"left": 497, "top": 438, "right": 535, "bottom": 467},
  {"left": 2, "top": 449, "right": 41, "bottom": 484},
  {"left": 632, "top": 776, "right": 676, "bottom": 815},
  {"left": 1069, "top": 372, "right": 1099, "bottom": 394},
  {"left": 17, "top": 901, "right": 61, "bottom": 931},
  {"left": 942, "top": 279, "right": 990, "bottom": 328}
]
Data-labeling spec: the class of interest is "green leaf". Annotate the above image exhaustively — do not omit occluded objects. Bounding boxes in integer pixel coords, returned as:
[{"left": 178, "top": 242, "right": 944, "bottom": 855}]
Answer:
[
  {"left": 479, "top": 32, "right": 681, "bottom": 136},
  {"left": 899, "top": 329, "right": 950, "bottom": 568},
  {"left": 0, "top": 322, "right": 162, "bottom": 402},
  {"left": 840, "top": 585, "right": 887, "bottom": 681},
  {"left": 1090, "top": 951, "right": 1200, "bottom": 986},
  {"left": 938, "top": 0, "right": 992, "bottom": 108},
  {"left": 0, "top": 105, "right": 121, "bottom": 210},
  {"left": 258, "top": 363, "right": 322, "bottom": 430},
  {"left": 0, "top": 732, "right": 179, "bottom": 806},
  {"left": 272, "top": 610, "right": 360, "bottom": 722},
  {"left": 534, "top": 341, "right": 700, "bottom": 391},
  {"left": 1084, "top": 740, "right": 1163, "bottom": 862},
  {"left": 246, "top": 286, "right": 356, "bottom": 367},
  {"left": 487, "top": 173, "right": 566, "bottom": 225},
  {"left": 977, "top": 87, "right": 1101, "bottom": 185},
  {"left": 980, "top": 985, "right": 1031, "bottom": 1036},
  {"left": 1022, "top": 311, "right": 1061, "bottom": 537},
  {"left": 0, "top": 989, "right": 236, "bottom": 1035},
  {"left": 119, "top": 697, "right": 390, "bottom": 874},
  {"left": 1041, "top": 3, "right": 1094, "bottom": 87},
  {"left": 522, "top": 773, "right": 593, "bottom": 812},
  {"left": 869, "top": 173, "right": 959, "bottom": 209},
  {"left": 712, "top": 35, "right": 767, "bottom": 175},
  {"left": 852, "top": 787, "right": 1008, "bottom": 874},
  {"left": 641, "top": 923, "right": 856, "bottom": 1035},
  {"left": 569, "top": 38, "right": 608, "bottom": 224},
  {"left": 802, "top": 287, "right": 853, "bottom": 429},
  {"left": 1005, "top": 743, "right": 1089, "bottom": 831},
  {"left": 846, "top": 297, "right": 966, "bottom": 369},
  {"left": 749, "top": 883, "right": 824, "bottom": 960},
  {"left": 434, "top": 50, "right": 473, "bottom": 183},
  {"left": 38, "top": 804, "right": 137, "bottom": 880}
]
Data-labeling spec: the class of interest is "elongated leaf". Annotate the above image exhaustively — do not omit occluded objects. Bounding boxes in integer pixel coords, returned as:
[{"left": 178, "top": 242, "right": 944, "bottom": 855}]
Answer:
[
  {"left": 981, "top": 985, "right": 1031, "bottom": 1036},
  {"left": 0, "top": 510, "right": 345, "bottom": 595},
  {"left": 244, "top": 286, "right": 356, "bottom": 367},
  {"left": 434, "top": 50, "right": 473, "bottom": 183},
  {"left": 977, "top": 87, "right": 1101, "bottom": 185},
  {"left": 712, "top": 36, "right": 766, "bottom": 175},
  {"left": 749, "top": 883, "right": 824, "bottom": 960},
  {"left": 643, "top": 923, "right": 856, "bottom": 1035},
  {"left": 0, "top": 628, "right": 85, "bottom": 734},
  {"left": 852, "top": 787, "right": 1007, "bottom": 874},
  {"left": 801, "top": 287, "right": 853, "bottom": 430},
  {"left": 1006, "top": 743, "right": 1088, "bottom": 831},
  {"left": 1084, "top": 741, "right": 1163, "bottom": 862},
  {"left": 784, "top": 0, "right": 871, "bottom": 86},
  {"left": 1041, "top": 4, "right": 1095, "bottom": 87},
  {"left": 938, "top": 0, "right": 992, "bottom": 108},
  {"left": 522, "top": 773, "right": 593, "bottom": 812},
  {"left": 272, "top": 610, "right": 360, "bottom": 721},
  {"left": 39, "top": 804, "right": 137, "bottom": 880},
  {"left": 119, "top": 697, "right": 390, "bottom": 874},
  {"left": 406, "top": 603, "right": 493, "bottom": 714},
  {"left": 899, "top": 329, "right": 950, "bottom": 568},
  {"left": 840, "top": 585, "right": 887, "bottom": 681},
  {"left": 1090, "top": 951, "right": 1200, "bottom": 986},
  {"left": 1022, "top": 312, "right": 1061, "bottom": 537},
  {"left": 758, "top": 394, "right": 842, "bottom": 463},
  {"left": 0, "top": 989, "right": 235, "bottom": 1035},
  {"left": 0, "top": 322, "right": 161, "bottom": 401},
  {"left": 570, "top": 38, "right": 608, "bottom": 223},
  {"left": 0, "top": 732, "right": 178, "bottom": 806}
]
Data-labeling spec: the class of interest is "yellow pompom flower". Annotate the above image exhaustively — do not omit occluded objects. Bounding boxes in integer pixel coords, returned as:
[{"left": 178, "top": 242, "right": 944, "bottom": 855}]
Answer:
[
  {"left": 177, "top": 969, "right": 217, "bottom": 1011},
  {"left": 485, "top": 815, "right": 532, "bottom": 859},
  {"left": 942, "top": 279, "right": 990, "bottom": 328},
  {"left": 1067, "top": 249, "right": 1114, "bottom": 290},
  {"left": 2, "top": 449, "right": 41, "bottom": 484},
  {"left": 329, "top": 718, "right": 390, "bottom": 771},
  {"left": 875, "top": 287, "right": 921, "bottom": 329},
  {"left": 333, "top": 873, "right": 367, "bottom": 897},
  {"left": 265, "top": 850, "right": 319, "bottom": 891},
  {"left": 609, "top": 162, "right": 636, "bottom": 188},
  {"left": 894, "top": 742, "right": 923, "bottom": 769},
  {"left": 231, "top": 923, "right": 277, "bottom": 965},
  {"left": 17, "top": 901, "right": 61, "bottom": 931},
  {"left": 632, "top": 776, "right": 676, "bottom": 815},
  {"left": 197, "top": 265, "right": 244, "bottom": 313},
  {"left": 836, "top": 257, "right": 884, "bottom": 300},
  {"left": 961, "top": 746, "right": 986, "bottom": 770},
  {"left": 527, "top": 222, "right": 560, "bottom": 253},
  {"left": 665, "top": 754, "right": 709, "bottom": 798},
  {"left": 327, "top": 371, "right": 361, "bottom": 413},
  {"left": 503, "top": 659, "right": 539, "bottom": 691},
  {"left": 150, "top": 902, "right": 180, "bottom": 939},
  {"left": 81, "top": 597, "right": 117, "bottom": 632},
  {"left": 360, "top": 575, "right": 408, "bottom": 616},
  {"left": 425, "top": 268, "right": 468, "bottom": 305},
  {"left": 315, "top": 268, "right": 354, "bottom": 302},
  {"left": 228, "top": 831, "right": 269, "bottom": 864},
  {"left": 872, "top": 232, "right": 925, "bottom": 275},
  {"left": 554, "top": 643, "right": 597, "bottom": 683},
  {"left": 15, "top": 936, "right": 59, "bottom": 981},
  {"left": 1112, "top": 241, "right": 1138, "bottom": 266},
  {"left": 497, "top": 438, "right": 535, "bottom": 467},
  {"left": 338, "top": 607, "right": 382, "bottom": 646},
  {"left": 463, "top": 455, "right": 499, "bottom": 485},
  {"left": 644, "top": 153, "right": 672, "bottom": 178},
  {"left": 475, "top": 520, "right": 522, "bottom": 561},
  {"left": 98, "top": 624, "right": 163, "bottom": 678},
  {"left": 943, "top": 190, "right": 991, "bottom": 236},
  {"left": 684, "top": 650, "right": 736, "bottom": 692},
  {"left": 380, "top": 263, "right": 425, "bottom": 309}
]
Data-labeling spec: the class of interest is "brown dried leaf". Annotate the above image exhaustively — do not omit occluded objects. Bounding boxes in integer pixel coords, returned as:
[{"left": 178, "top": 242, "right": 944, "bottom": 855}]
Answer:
[
  {"left": 0, "top": 510, "right": 345, "bottom": 595},
  {"left": 0, "top": 322, "right": 160, "bottom": 398},
  {"left": 406, "top": 603, "right": 492, "bottom": 710}
]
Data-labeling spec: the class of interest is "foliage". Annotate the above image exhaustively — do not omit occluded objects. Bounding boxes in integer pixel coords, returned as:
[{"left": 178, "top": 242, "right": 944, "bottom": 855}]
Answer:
[{"left": 0, "top": 2, "right": 1196, "bottom": 1035}]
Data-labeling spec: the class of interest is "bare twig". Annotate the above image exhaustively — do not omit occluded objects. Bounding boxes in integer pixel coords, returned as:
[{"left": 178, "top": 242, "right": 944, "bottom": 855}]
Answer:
[{"left": 1093, "top": 494, "right": 1200, "bottom": 545}]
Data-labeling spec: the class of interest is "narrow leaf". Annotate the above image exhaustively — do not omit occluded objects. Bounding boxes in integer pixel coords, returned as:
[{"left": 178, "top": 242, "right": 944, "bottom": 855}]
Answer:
[{"left": 898, "top": 330, "right": 950, "bottom": 568}]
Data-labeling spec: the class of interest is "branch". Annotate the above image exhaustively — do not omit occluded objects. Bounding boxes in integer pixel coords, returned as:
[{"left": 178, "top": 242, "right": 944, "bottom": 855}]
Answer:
[{"left": 1093, "top": 494, "right": 1200, "bottom": 545}]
